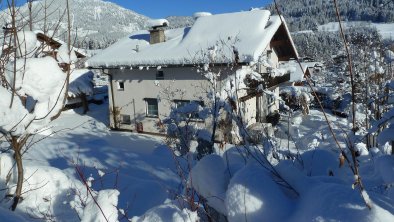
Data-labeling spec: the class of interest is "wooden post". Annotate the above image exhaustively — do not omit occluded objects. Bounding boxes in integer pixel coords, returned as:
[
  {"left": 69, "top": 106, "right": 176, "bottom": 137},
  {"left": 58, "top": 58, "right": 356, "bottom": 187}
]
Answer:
[{"left": 11, "top": 136, "right": 23, "bottom": 211}]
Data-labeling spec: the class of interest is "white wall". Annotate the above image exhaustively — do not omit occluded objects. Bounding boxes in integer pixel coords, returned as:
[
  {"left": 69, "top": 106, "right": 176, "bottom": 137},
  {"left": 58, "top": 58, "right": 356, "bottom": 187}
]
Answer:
[
  {"left": 110, "top": 67, "right": 219, "bottom": 132},
  {"left": 107, "top": 47, "right": 282, "bottom": 134}
]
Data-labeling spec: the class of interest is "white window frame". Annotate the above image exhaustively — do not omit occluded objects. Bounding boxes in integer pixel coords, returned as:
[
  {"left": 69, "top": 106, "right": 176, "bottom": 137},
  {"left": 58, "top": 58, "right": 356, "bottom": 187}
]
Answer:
[
  {"left": 145, "top": 98, "right": 159, "bottom": 117},
  {"left": 117, "top": 81, "right": 125, "bottom": 91},
  {"left": 120, "top": 114, "right": 131, "bottom": 124}
]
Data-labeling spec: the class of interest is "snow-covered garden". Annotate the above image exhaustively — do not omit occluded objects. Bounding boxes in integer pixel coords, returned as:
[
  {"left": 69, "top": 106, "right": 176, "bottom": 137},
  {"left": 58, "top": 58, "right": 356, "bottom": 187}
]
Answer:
[
  {"left": 0, "top": 1, "right": 393, "bottom": 222},
  {"left": 0, "top": 98, "right": 393, "bottom": 221}
]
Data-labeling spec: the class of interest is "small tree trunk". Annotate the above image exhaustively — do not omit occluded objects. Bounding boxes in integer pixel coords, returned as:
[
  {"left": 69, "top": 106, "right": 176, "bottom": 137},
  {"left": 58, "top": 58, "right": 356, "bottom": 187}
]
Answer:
[
  {"left": 28, "top": 1, "right": 33, "bottom": 31},
  {"left": 80, "top": 93, "right": 89, "bottom": 114},
  {"left": 11, "top": 137, "right": 23, "bottom": 211},
  {"left": 392, "top": 141, "right": 394, "bottom": 155}
]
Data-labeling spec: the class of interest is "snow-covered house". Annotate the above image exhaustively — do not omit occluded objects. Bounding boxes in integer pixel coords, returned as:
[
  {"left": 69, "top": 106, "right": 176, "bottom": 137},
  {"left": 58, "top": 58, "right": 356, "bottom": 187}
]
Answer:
[
  {"left": 66, "top": 69, "right": 95, "bottom": 112},
  {"left": 86, "top": 10, "right": 298, "bottom": 133},
  {"left": 35, "top": 31, "right": 87, "bottom": 70},
  {"left": 278, "top": 61, "right": 323, "bottom": 86}
]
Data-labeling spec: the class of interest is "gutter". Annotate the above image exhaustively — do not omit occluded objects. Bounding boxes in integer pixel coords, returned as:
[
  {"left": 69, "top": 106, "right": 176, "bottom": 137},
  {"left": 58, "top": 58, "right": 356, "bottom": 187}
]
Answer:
[
  {"left": 97, "top": 69, "right": 118, "bottom": 129},
  {"left": 86, "top": 62, "right": 248, "bottom": 70}
]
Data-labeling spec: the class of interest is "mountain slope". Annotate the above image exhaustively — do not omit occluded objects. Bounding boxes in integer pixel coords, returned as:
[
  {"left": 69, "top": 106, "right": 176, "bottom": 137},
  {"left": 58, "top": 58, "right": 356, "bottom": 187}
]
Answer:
[
  {"left": 0, "top": 0, "right": 197, "bottom": 49},
  {"left": 0, "top": 0, "right": 150, "bottom": 49},
  {"left": 166, "top": 16, "right": 194, "bottom": 29}
]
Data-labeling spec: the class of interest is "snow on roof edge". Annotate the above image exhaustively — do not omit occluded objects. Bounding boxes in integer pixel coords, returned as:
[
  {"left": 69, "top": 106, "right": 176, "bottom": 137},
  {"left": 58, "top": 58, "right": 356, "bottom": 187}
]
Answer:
[{"left": 87, "top": 10, "right": 294, "bottom": 68}]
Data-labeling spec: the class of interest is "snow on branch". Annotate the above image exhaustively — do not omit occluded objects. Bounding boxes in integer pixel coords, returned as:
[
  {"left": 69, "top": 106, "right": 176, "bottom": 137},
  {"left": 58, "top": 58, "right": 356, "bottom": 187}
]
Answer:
[
  {"left": 1, "top": 34, "right": 66, "bottom": 136},
  {"left": 68, "top": 69, "right": 94, "bottom": 98}
]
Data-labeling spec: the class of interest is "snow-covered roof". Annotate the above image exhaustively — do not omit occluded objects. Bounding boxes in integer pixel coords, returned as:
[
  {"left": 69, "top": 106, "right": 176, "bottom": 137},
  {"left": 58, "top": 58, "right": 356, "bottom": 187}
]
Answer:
[
  {"left": 87, "top": 10, "right": 296, "bottom": 68},
  {"left": 34, "top": 30, "right": 87, "bottom": 58},
  {"left": 278, "top": 61, "right": 321, "bottom": 82},
  {"left": 68, "top": 69, "right": 94, "bottom": 98}
]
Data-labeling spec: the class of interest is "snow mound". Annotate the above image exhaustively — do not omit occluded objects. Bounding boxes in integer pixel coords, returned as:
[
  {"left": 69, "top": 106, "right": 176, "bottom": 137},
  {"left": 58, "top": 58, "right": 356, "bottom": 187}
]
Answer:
[
  {"left": 225, "top": 163, "right": 293, "bottom": 222},
  {"left": 0, "top": 154, "right": 15, "bottom": 180},
  {"left": 5, "top": 57, "right": 65, "bottom": 102},
  {"left": 297, "top": 149, "right": 345, "bottom": 178},
  {"left": 190, "top": 154, "right": 229, "bottom": 214},
  {"left": 81, "top": 189, "right": 120, "bottom": 222},
  {"left": 148, "top": 19, "right": 169, "bottom": 28},
  {"left": 291, "top": 182, "right": 394, "bottom": 222},
  {"left": 0, "top": 206, "right": 28, "bottom": 222},
  {"left": 133, "top": 203, "right": 199, "bottom": 222},
  {"left": 0, "top": 153, "right": 81, "bottom": 221},
  {"left": 376, "top": 156, "right": 394, "bottom": 199},
  {"left": 0, "top": 86, "right": 31, "bottom": 135},
  {"left": 355, "top": 143, "right": 369, "bottom": 156},
  {"left": 3, "top": 56, "right": 66, "bottom": 135},
  {"left": 276, "top": 161, "right": 394, "bottom": 222},
  {"left": 374, "top": 155, "right": 394, "bottom": 184}
]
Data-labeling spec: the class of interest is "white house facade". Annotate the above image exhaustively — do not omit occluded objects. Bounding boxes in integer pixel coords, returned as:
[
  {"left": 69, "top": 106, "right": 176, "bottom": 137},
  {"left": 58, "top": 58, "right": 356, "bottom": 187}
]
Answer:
[{"left": 87, "top": 10, "right": 298, "bottom": 135}]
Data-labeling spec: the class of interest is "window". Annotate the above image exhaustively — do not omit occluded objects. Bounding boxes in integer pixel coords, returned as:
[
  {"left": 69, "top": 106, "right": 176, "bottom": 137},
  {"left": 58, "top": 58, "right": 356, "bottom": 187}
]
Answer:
[
  {"left": 145, "top": 98, "right": 158, "bottom": 117},
  {"left": 266, "top": 67, "right": 273, "bottom": 74},
  {"left": 120, "top": 114, "right": 131, "bottom": 124},
  {"left": 267, "top": 94, "right": 275, "bottom": 106},
  {"left": 175, "top": 100, "right": 190, "bottom": 109},
  {"left": 156, "top": 70, "right": 164, "bottom": 80},
  {"left": 266, "top": 49, "right": 272, "bottom": 59},
  {"left": 117, "top": 81, "right": 124, "bottom": 91},
  {"left": 174, "top": 100, "right": 204, "bottom": 119}
]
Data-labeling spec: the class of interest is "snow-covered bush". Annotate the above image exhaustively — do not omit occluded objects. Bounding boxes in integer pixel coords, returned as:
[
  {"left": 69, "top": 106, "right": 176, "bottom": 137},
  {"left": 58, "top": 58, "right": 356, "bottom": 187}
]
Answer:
[
  {"left": 164, "top": 101, "right": 208, "bottom": 155},
  {"left": 80, "top": 189, "right": 120, "bottom": 222},
  {"left": 132, "top": 203, "right": 199, "bottom": 222},
  {"left": 225, "top": 163, "right": 293, "bottom": 222},
  {"left": 189, "top": 155, "right": 229, "bottom": 214},
  {"left": 0, "top": 23, "right": 71, "bottom": 210}
]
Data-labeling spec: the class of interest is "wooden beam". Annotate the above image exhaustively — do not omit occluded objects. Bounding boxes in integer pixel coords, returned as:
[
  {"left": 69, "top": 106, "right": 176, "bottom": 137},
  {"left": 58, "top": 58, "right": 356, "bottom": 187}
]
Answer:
[
  {"left": 264, "top": 73, "right": 290, "bottom": 88},
  {"left": 278, "top": 56, "right": 294, "bottom": 61},
  {"left": 270, "top": 39, "right": 289, "bottom": 47},
  {"left": 239, "top": 73, "right": 291, "bottom": 102}
]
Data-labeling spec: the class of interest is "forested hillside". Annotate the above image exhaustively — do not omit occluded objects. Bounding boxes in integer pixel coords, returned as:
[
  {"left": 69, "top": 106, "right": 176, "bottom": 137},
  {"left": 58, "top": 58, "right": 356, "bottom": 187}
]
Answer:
[
  {"left": 268, "top": 0, "right": 394, "bottom": 31},
  {"left": 267, "top": 0, "right": 394, "bottom": 60}
]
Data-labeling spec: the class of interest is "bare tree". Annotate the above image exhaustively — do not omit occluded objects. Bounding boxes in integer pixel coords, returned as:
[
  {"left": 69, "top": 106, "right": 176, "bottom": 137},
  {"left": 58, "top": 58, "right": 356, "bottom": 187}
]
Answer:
[{"left": 0, "top": 0, "right": 73, "bottom": 210}]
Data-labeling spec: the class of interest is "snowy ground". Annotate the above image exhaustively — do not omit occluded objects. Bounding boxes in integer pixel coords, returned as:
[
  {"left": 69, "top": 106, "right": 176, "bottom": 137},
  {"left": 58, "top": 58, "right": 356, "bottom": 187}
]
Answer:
[
  {"left": 292, "top": 22, "right": 394, "bottom": 40},
  {"left": 318, "top": 22, "right": 394, "bottom": 40},
  {"left": 1, "top": 102, "right": 394, "bottom": 221},
  {"left": 0, "top": 102, "right": 183, "bottom": 221}
]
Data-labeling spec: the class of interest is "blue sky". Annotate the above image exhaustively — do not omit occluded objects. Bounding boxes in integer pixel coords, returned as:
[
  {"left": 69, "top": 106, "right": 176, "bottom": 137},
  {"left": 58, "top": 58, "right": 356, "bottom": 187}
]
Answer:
[{"left": 107, "top": 0, "right": 273, "bottom": 18}]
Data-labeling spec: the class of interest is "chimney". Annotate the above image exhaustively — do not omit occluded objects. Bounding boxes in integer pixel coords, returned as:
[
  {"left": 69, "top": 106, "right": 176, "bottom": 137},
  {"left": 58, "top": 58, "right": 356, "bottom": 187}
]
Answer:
[
  {"left": 193, "top": 12, "right": 212, "bottom": 20},
  {"left": 148, "top": 19, "right": 169, "bottom": 44}
]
